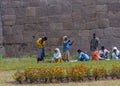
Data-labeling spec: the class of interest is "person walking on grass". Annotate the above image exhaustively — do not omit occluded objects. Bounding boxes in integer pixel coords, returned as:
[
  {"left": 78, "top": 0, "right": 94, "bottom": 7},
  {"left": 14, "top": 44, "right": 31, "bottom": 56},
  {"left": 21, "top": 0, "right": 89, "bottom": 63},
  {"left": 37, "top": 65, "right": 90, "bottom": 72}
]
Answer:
[
  {"left": 90, "top": 33, "right": 100, "bottom": 60},
  {"left": 62, "top": 36, "right": 74, "bottom": 62},
  {"left": 36, "top": 36, "right": 47, "bottom": 63}
]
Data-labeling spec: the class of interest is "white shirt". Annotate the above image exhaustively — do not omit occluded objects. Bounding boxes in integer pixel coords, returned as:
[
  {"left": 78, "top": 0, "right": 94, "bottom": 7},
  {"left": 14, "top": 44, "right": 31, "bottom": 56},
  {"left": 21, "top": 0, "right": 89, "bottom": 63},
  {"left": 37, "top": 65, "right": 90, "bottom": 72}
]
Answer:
[{"left": 98, "top": 49, "right": 110, "bottom": 59}]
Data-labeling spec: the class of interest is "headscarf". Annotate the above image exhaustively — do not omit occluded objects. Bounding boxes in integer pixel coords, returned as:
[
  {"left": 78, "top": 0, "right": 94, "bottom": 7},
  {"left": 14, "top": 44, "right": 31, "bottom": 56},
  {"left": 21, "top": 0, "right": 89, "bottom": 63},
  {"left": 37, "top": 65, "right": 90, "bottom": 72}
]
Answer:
[
  {"left": 53, "top": 48, "right": 62, "bottom": 59},
  {"left": 112, "top": 47, "right": 120, "bottom": 56}
]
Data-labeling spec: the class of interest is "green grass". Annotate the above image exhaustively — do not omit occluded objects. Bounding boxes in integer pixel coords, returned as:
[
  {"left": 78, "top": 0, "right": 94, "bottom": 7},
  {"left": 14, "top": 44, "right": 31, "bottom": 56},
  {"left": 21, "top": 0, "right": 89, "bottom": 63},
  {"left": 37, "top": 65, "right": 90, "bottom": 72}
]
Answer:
[{"left": 0, "top": 57, "right": 120, "bottom": 70}]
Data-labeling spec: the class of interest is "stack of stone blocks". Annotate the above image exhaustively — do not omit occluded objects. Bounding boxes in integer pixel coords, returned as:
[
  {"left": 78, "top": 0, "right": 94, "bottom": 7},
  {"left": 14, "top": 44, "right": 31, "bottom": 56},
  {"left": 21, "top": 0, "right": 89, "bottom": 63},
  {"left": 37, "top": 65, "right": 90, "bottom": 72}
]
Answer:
[{"left": 0, "top": 0, "right": 120, "bottom": 56}]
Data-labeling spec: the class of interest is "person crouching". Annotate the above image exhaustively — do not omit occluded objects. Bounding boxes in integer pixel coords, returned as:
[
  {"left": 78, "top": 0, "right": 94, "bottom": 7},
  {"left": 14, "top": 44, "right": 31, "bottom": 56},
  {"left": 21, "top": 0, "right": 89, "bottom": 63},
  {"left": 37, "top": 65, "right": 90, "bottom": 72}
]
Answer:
[
  {"left": 77, "top": 49, "right": 90, "bottom": 61},
  {"left": 52, "top": 48, "right": 62, "bottom": 62}
]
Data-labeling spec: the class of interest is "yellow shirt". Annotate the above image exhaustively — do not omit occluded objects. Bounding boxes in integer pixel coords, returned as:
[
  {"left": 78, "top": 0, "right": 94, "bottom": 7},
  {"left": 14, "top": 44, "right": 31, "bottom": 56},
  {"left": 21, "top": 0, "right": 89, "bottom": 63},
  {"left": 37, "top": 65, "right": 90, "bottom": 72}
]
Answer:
[{"left": 36, "top": 38, "right": 45, "bottom": 48}]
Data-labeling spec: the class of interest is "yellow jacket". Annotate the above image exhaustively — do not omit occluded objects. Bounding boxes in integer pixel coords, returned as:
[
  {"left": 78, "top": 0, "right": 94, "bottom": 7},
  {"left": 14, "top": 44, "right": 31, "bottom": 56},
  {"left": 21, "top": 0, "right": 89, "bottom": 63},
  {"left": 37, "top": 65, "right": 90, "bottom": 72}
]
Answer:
[{"left": 36, "top": 38, "right": 45, "bottom": 48}]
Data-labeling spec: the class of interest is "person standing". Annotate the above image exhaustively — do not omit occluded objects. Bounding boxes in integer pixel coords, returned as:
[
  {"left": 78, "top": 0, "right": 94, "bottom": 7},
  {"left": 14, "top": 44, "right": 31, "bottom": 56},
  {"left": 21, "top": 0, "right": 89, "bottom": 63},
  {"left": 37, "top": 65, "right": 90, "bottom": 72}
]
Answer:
[
  {"left": 62, "top": 36, "right": 73, "bottom": 62},
  {"left": 36, "top": 36, "right": 47, "bottom": 62},
  {"left": 90, "top": 33, "right": 99, "bottom": 60}
]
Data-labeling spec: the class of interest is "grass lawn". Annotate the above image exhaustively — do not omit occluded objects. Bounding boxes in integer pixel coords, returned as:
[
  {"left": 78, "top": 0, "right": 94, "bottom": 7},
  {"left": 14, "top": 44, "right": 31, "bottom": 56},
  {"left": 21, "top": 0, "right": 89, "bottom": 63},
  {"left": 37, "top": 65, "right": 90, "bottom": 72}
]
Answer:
[
  {"left": 0, "top": 57, "right": 120, "bottom": 86},
  {"left": 0, "top": 57, "right": 120, "bottom": 70}
]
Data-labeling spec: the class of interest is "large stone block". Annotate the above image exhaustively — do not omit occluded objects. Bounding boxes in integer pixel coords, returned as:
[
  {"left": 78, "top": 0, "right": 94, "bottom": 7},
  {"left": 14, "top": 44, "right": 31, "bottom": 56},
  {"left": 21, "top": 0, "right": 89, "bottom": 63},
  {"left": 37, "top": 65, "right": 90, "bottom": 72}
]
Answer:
[
  {"left": 23, "top": 31, "right": 37, "bottom": 42},
  {"left": 48, "top": 16, "right": 62, "bottom": 23},
  {"left": 72, "top": 3, "right": 83, "bottom": 13},
  {"left": 3, "top": 26, "right": 13, "bottom": 36},
  {"left": 72, "top": 13, "right": 83, "bottom": 22},
  {"left": 73, "top": 22, "right": 86, "bottom": 30},
  {"left": 109, "top": 17, "right": 120, "bottom": 27},
  {"left": 25, "top": 17, "right": 38, "bottom": 24},
  {"left": 15, "top": 7, "right": 26, "bottom": 17},
  {"left": 96, "top": 0, "right": 108, "bottom": 4},
  {"left": 108, "top": 3, "right": 120, "bottom": 12},
  {"left": 82, "top": 0, "right": 96, "bottom": 6},
  {"left": 49, "top": 23, "right": 63, "bottom": 30},
  {"left": 84, "top": 13, "right": 97, "bottom": 22},
  {"left": 85, "top": 21, "right": 98, "bottom": 30},
  {"left": 96, "top": 5, "right": 108, "bottom": 12},
  {"left": 12, "top": 25, "right": 24, "bottom": 43},
  {"left": 36, "top": 6, "right": 48, "bottom": 17},
  {"left": 94, "top": 29, "right": 104, "bottom": 39},
  {"left": 103, "top": 27, "right": 114, "bottom": 38},
  {"left": 81, "top": 5, "right": 96, "bottom": 15},
  {"left": 0, "top": 46, "right": 6, "bottom": 56},
  {"left": 38, "top": 17, "right": 49, "bottom": 26},
  {"left": 1, "top": 0, "right": 12, "bottom": 8},
  {"left": 59, "top": 0, "right": 72, "bottom": 14},
  {"left": 11, "top": 0, "right": 21, "bottom": 8},
  {"left": 28, "top": 0, "right": 41, "bottom": 7},
  {"left": 2, "top": 15, "right": 16, "bottom": 26},
  {"left": 97, "top": 18, "right": 110, "bottom": 28},
  {"left": 62, "top": 14, "right": 72, "bottom": 22},
  {"left": 112, "top": 27, "right": 120, "bottom": 38},
  {"left": 26, "top": 7, "right": 36, "bottom": 17},
  {"left": 1, "top": 8, "right": 15, "bottom": 15},
  {"left": 96, "top": 12, "right": 108, "bottom": 18},
  {"left": 24, "top": 24, "right": 38, "bottom": 31},
  {"left": 47, "top": 38, "right": 60, "bottom": 46},
  {"left": 16, "top": 16, "right": 26, "bottom": 24},
  {"left": 78, "top": 30, "right": 90, "bottom": 37},
  {"left": 0, "top": 36, "right": 3, "bottom": 43}
]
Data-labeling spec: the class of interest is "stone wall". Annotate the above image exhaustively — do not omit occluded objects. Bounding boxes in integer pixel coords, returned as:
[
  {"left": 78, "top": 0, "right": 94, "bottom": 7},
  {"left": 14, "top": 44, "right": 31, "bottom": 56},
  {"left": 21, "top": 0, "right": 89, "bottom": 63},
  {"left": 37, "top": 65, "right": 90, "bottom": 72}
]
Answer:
[{"left": 0, "top": 0, "right": 120, "bottom": 56}]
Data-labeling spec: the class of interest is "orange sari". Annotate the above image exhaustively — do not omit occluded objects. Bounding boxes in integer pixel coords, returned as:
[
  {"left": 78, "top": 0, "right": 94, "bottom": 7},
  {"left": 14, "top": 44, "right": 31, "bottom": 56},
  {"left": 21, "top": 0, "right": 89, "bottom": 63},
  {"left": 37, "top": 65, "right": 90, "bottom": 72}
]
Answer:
[{"left": 91, "top": 50, "right": 99, "bottom": 60}]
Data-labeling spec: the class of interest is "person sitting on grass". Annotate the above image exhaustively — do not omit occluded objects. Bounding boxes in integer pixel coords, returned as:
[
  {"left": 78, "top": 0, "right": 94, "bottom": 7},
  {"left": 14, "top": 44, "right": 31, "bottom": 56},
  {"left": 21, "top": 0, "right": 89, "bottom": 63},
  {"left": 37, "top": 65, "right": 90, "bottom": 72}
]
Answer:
[
  {"left": 111, "top": 47, "right": 120, "bottom": 60},
  {"left": 98, "top": 46, "right": 110, "bottom": 60},
  {"left": 52, "top": 48, "right": 62, "bottom": 62},
  {"left": 77, "top": 49, "right": 90, "bottom": 61}
]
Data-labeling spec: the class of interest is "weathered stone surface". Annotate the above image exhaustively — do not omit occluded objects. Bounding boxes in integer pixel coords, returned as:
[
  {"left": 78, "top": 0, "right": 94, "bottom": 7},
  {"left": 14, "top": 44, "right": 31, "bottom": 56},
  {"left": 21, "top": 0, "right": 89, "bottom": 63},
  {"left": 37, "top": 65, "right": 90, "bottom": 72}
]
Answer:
[
  {"left": 49, "top": 23, "right": 63, "bottom": 30},
  {"left": 0, "top": 0, "right": 120, "bottom": 56},
  {"left": 0, "top": 46, "right": 6, "bottom": 55},
  {"left": 78, "top": 30, "right": 90, "bottom": 37},
  {"left": 26, "top": 7, "right": 36, "bottom": 17},
  {"left": 97, "top": 18, "right": 110, "bottom": 28},
  {"left": 108, "top": 3, "right": 120, "bottom": 12},
  {"left": 2, "top": 15, "right": 16, "bottom": 25},
  {"left": 96, "top": 5, "right": 108, "bottom": 12}
]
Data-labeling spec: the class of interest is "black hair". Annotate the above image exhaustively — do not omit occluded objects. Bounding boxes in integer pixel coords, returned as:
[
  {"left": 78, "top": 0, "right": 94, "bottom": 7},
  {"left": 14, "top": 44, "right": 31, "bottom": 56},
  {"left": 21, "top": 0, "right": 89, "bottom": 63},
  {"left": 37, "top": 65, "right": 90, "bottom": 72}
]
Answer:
[
  {"left": 77, "top": 49, "right": 81, "bottom": 53},
  {"left": 101, "top": 46, "right": 105, "bottom": 50},
  {"left": 93, "top": 33, "right": 96, "bottom": 36},
  {"left": 43, "top": 36, "right": 47, "bottom": 41}
]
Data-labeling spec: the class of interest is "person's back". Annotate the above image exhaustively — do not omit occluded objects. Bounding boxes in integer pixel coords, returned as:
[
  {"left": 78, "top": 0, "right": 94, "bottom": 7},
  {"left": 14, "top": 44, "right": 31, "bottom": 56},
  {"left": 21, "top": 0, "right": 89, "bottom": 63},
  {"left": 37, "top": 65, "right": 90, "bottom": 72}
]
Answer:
[{"left": 77, "top": 49, "right": 89, "bottom": 61}]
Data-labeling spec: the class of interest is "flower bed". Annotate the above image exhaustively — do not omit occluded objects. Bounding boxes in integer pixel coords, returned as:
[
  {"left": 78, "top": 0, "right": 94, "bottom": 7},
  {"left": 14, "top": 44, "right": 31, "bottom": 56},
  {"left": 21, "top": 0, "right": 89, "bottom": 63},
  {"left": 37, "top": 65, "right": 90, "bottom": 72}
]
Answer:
[{"left": 13, "top": 64, "right": 120, "bottom": 84}]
